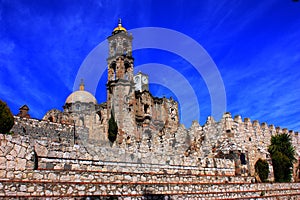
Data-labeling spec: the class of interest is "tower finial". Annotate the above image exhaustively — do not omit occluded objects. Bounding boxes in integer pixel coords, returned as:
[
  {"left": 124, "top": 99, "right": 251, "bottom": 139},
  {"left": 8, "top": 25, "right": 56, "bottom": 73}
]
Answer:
[
  {"left": 118, "top": 18, "right": 122, "bottom": 25},
  {"left": 79, "top": 79, "right": 85, "bottom": 91}
]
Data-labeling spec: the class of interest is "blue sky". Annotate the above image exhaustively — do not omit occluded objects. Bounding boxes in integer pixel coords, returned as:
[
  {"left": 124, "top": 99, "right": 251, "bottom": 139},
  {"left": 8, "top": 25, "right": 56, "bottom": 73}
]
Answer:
[{"left": 0, "top": 0, "right": 300, "bottom": 131}]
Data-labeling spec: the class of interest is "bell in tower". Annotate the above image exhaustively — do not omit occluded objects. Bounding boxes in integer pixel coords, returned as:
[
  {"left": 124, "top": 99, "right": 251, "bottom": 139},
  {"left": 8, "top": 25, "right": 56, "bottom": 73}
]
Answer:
[{"left": 107, "top": 19, "right": 134, "bottom": 81}]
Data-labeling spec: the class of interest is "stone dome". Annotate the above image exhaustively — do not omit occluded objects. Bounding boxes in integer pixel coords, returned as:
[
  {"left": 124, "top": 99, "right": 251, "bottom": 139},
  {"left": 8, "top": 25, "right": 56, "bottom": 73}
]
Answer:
[
  {"left": 65, "top": 90, "right": 97, "bottom": 104},
  {"left": 65, "top": 80, "right": 97, "bottom": 104}
]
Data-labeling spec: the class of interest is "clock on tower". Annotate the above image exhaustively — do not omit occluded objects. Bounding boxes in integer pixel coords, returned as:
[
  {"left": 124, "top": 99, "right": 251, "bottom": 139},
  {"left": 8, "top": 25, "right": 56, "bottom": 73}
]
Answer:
[{"left": 134, "top": 72, "right": 149, "bottom": 92}]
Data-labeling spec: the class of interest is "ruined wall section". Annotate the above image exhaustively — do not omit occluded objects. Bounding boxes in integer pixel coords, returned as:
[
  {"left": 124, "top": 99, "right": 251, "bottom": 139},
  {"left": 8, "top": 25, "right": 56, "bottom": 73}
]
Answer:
[
  {"left": 6, "top": 117, "right": 236, "bottom": 173},
  {"left": 1, "top": 127, "right": 236, "bottom": 175},
  {"left": 1, "top": 132, "right": 300, "bottom": 199},
  {"left": 8, "top": 114, "right": 300, "bottom": 181},
  {"left": 188, "top": 112, "right": 299, "bottom": 180},
  {"left": 12, "top": 117, "right": 74, "bottom": 142}
]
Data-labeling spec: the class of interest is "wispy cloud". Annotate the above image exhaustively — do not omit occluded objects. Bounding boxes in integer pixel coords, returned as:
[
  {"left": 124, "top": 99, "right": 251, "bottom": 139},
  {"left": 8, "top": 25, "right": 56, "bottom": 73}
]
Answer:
[{"left": 223, "top": 25, "right": 300, "bottom": 131}]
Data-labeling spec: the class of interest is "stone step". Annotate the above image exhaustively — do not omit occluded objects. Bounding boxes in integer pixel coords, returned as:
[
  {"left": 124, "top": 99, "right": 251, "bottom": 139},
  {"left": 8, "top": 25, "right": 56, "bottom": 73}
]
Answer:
[
  {"left": 2, "top": 168, "right": 254, "bottom": 185},
  {"left": 38, "top": 156, "right": 236, "bottom": 177},
  {"left": 0, "top": 178, "right": 299, "bottom": 199}
]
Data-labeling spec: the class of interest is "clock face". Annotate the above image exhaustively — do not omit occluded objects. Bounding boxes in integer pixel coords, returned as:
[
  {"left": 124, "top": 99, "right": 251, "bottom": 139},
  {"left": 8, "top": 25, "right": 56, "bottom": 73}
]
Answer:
[
  {"left": 142, "top": 76, "right": 148, "bottom": 84},
  {"left": 134, "top": 76, "right": 140, "bottom": 83}
]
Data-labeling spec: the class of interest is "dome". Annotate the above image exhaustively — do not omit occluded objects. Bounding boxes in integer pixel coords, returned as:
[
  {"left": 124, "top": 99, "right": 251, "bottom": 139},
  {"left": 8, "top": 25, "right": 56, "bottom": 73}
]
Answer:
[
  {"left": 65, "top": 90, "right": 97, "bottom": 104},
  {"left": 113, "top": 25, "right": 127, "bottom": 33},
  {"left": 65, "top": 80, "right": 97, "bottom": 104},
  {"left": 112, "top": 19, "right": 127, "bottom": 34}
]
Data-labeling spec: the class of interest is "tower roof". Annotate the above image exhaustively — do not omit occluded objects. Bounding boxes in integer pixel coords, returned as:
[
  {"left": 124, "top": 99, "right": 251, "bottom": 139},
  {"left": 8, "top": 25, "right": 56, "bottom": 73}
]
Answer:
[
  {"left": 112, "top": 19, "right": 127, "bottom": 35},
  {"left": 19, "top": 105, "right": 29, "bottom": 111}
]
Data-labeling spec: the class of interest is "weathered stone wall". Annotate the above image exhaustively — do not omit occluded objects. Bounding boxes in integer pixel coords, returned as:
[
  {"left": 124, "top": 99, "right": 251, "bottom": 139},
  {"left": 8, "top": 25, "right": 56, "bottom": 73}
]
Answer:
[
  {"left": 9, "top": 114, "right": 300, "bottom": 180},
  {"left": 1, "top": 169, "right": 299, "bottom": 199},
  {"left": 1, "top": 134, "right": 300, "bottom": 199},
  {"left": 188, "top": 112, "right": 299, "bottom": 179},
  {"left": 0, "top": 134, "right": 34, "bottom": 172},
  {"left": 1, "top": 116, "right": 300, "bottom": 198},
  {"left": 8, "top": 120, "right": 236, "bottom": 175}
]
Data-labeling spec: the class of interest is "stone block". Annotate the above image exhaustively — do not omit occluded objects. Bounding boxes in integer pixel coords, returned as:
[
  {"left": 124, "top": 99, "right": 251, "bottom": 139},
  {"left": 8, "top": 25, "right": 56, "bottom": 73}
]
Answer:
[
  {"left": 6, "top": 154, "right": 14, "bottom": 161},
  {"left": 0, "top": 157, "right": 6, "bottom": 170},
  {"left": 14, "top": 172, "right": 22, "bottom": 179},
  {"left": 34, "top": 144, "right": 48, "bottom": 157},
  {"left": 6, "top": 191, "right": 17, "bottom": 196},
  {"left": 48, "top": 173, "right": 57, "bottom": 181},
  {"left": 15, "top": 158, "right": 26, "bottom": 170},
  {"left": 10, "top": 149, "right": 18, "bottom": 158},
  {"left": 33, "top": 173, "right": 43, "bottom": 180},
  {"left": 67, "top": 187, "right": 73, "bottom": 194},
  {"left": 18, "top": 146, "right": 27, "bottom": 158},
  {"left": 77, "top": 185, "right": 85, "bottom": 191},
  {"left": 27, "top": 186, "right": 35, "bottom": 193},
  {"left": 60, "top": 175, "right": 71, "bottom": 181},
  {"left": 0, "top": 170, "right": 6, "bottom": 178},
  {"left": 88, "top": 186, "right": 96, "bottom": 193},
  {"left": 6, "top": 160, "right": 15, "bottom": 169},
  {"left": 63, "top": 152, "right": 70, "bottom": 158},
  {"left": 46, "top": 162, "right": 54, "bottom": 169},
  {"left": 19, "top": 184, "right": 27, "bottom": 192},
  {"left": 64, "top": 163, "right": 72, "bottom": 170}
]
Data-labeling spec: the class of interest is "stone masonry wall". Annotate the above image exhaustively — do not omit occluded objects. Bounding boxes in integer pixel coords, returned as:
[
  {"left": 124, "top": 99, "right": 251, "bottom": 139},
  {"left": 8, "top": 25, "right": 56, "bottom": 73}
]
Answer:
[
  {"left": 9, "top": 115, "right": 300, "bottom": 179},
  {"left": 1, "top": 116, "right": 300, "bottom": 198},
  {"left": 1, "top": 134, "right": 300, "bottom": 199},
  {"left": 188, "top": 112, "right": 300, "bottom": 179}
]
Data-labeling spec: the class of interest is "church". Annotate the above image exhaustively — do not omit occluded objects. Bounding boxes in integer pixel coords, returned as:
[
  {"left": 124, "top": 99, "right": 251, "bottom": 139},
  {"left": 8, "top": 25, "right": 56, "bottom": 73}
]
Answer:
[
  {"left": 2, "top": 21, "right": 300, "bottom": 198},
  {"left": 38, "top": 20, "right": 300, "bottom": 182},
  {"left": 43, "top": 20, "right": 179, "bottom": 144}
]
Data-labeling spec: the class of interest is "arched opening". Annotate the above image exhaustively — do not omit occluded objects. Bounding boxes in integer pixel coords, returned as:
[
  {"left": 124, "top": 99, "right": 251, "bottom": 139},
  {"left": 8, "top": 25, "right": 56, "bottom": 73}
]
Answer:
[
  {"left": 48, "top": 116, "right": 54, "bottom": 122},
  {"left": 79, "top": 117, "right": 84, "bottom": 126},
  {"left": 144, "top": 104, "right": 149, "bottom": 114},
  {"left": 110, "top": 62, "right": 117, "bottom": 80},
  {"left": 75, "top": 104, "right": 81, "bottom": 111},
  {"left": 124, "top": 61, "right": 131, "bottom": 80},
  {"left": 240, "top": 153, "right": 246, "bottom": 165}
]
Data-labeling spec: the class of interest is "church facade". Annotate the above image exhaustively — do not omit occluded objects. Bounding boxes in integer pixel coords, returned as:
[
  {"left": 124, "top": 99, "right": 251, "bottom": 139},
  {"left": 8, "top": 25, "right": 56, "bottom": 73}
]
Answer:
[{"left": 43, "top": 20, "right": 179, "bottom": 145}]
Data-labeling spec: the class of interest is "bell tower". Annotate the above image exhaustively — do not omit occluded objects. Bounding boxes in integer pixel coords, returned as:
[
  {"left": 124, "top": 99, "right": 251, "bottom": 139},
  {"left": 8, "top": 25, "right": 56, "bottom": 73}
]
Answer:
[
  {"left": 107, "top": 19, "right": 134, "bottom": 82},
  {"left": 106, "top": 20, "right": 136, "bottom": 143}
]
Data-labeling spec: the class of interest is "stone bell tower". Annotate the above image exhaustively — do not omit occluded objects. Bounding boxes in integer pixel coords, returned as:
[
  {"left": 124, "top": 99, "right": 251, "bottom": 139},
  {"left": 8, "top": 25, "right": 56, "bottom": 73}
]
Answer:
[
  {"left": 107, "top": 19, "right": 134, "bottom": 81},
  {"left": 106, "top": 19, "right": 136, "bottom": 142}
]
